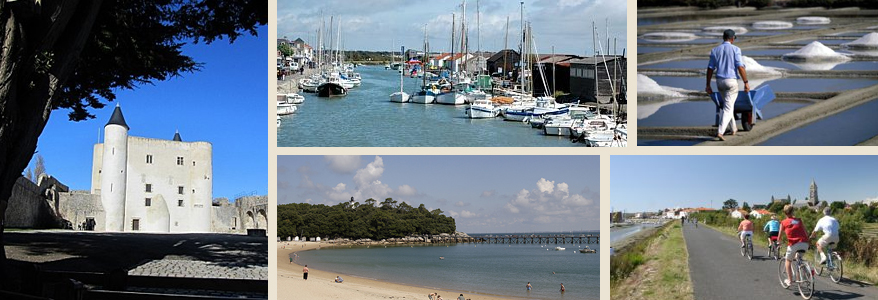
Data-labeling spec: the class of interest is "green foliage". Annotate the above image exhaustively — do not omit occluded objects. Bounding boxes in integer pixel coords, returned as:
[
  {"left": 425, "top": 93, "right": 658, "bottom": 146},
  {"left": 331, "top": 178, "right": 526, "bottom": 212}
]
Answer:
[
  {"left": 277, "top": 200, "right": 456, "bottom": 240},
  {"left": 278, "top": 43, "right": 294, "bottom": 57},
  {"left": 788, "top": 0, "right": 878, "bottom": 9},
  {"left": 611, "top": 222, "right": 674, "bottom": 282},
  {"left": 722, "top": 199, "right": 738, "bottom": 210},
  {"left": 742, "top": 202, "right": 750, "bottom": 211}
]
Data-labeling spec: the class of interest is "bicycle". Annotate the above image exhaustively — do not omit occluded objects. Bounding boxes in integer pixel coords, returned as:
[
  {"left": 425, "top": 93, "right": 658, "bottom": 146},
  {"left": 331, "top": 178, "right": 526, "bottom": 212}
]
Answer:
[
  {"left": 815, "top": 242, "right": 843, "bottom": 283},
  {"left": 739, "top": 232, "right": 753, "bottom": 260},
  {"left": 778, "top": 248, "right": 815, "bottom": 299},
  {"left": 766, "top": 233, "right": 780, "bottom": 260}
]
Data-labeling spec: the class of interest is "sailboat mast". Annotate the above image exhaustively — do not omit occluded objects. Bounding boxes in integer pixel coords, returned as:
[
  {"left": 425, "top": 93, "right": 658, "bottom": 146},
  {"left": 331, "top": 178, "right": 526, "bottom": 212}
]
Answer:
[
  {"left": 552, "top": 46, "right": 556, "bottom": 97},
  {"left": 423, "top": 24, "right": 428, "bottom": 88},
  {"left": 519, "top": 1, "right": 524, "bottom": 95},
  {"left": 461, "top": 0, "right": 467, "bottom": 76},
  {"left": 451, "top": 13, "right": 456, "bottom": 84},
  {"left": 329, "top": 16, "right": 334, "bottom": 65},
  {"left": 477, "top": 0, "right": 481, "bottom": 78},
  {"left": 504, "top": 16, "right": 509, "bottom": 79}
]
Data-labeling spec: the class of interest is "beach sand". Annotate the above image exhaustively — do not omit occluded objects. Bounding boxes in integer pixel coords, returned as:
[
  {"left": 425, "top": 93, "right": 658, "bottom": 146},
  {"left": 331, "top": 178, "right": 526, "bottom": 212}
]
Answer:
[{"left": 277, "top": 242, "right": 512, "bottom": 300}]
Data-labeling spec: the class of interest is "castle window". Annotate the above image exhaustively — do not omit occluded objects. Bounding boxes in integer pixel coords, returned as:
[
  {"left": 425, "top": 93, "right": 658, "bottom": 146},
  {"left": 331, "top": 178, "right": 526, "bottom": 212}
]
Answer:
[
  {"left": 146, "top": 155, "right": 153, "bottom": 164},
  {"left": 145, "top": 184, "right": 152, "bottom": 193},
  {"left": 132, "top": 219, "right": 140, "bottom": 231},
  {"left": 193, "top": 161, "right": 196, "bottom": 166},
  {"left": 176, "top": 157, "right": 184, "bottom": 165},
  {"left": 145, "top": 198, "right": 152, "bottom": 206},
  {"left": 178, "top": 200, "right": 184, "bottom": 207},
  {"left": 178, "top": 186, "right": 184, "bottom": 195}
]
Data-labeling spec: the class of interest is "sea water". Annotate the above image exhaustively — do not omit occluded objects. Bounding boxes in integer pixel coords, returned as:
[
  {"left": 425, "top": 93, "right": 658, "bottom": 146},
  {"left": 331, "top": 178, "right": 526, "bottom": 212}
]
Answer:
[
  {"left": 295, "top": 232, "right": 599, "bottom": 300},
  {"left": 277, "top": 66, "right": 582, "bottom": 147}
]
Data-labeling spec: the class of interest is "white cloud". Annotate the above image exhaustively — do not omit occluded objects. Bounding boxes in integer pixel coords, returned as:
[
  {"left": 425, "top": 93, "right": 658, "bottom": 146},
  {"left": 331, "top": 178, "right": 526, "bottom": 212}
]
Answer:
[
  {"left": 454, "top": 201, "right": 469, "bottom": 207},
  {"left": 480, "top": 190, "right": 495, "bottom": 197},
  {"left": 354, "top": 156, "right": 385, "bottom": 188},
  {"left": 536, "top": 178, "right": 555, "bottom": 193},
  {"left": 562, "top": 194, "right": 593, "bottom": 207},
  {"left": 397, "top": 184, "right": 417, "bottom": 196},
  {"left": 324, "top": 156, "right": 362, "bottom": 173},
  {"left": 505, "top": 203, "right": 520, "bottom": 213},
  {"left": 333, "top": 183, "right": 346, "bottom": 192},
  {"left": 460, "top": 210, "right": 478, "bottom": 218}
]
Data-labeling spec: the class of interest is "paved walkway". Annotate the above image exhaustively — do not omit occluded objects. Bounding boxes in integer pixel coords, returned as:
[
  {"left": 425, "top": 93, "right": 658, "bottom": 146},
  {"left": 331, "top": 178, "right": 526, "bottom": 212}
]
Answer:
[{"left": 682, "top": 224, "right": 878, "bottom": 300}]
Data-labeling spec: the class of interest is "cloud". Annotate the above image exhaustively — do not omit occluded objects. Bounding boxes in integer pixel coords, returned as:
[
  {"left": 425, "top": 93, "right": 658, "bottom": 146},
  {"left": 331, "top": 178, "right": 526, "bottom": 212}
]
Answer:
[
  {"left": 480, "top": 190, "right": 495, "bottom": 197},
  {"left": 332, "top": 183, "right": 346, "bottom": 192},
  {"left": 324, "top": 156, "right": 362, "bottom": 173},
  {"left": 397, "top": 185, "right": 417, "bottom": 196},
  {"left": 437, "top": 198, "right": 448, "bottom": 205},
  {"left": 536, "top": 178, "right": 555, "bottom": 193},
  {"left": 505, "top": 203, "right": 520, "bottom": 213},
  {"left": 354, "top": 156, "right": 385, "bottom": 188},
  {"left": 461, "top": 210, "right": 478, "bottom": 218},
  {"left": 454, "top": 201, "right": 470, "bottom": 207}
]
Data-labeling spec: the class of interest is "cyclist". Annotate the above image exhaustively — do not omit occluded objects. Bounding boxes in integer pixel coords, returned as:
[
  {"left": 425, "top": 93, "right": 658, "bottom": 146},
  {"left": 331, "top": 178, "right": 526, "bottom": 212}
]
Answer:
[
  {"left": 764, "top": 214, "right": 781, "bottom": 253},
  {"left": 780, "top": 204, "right": 810, "bottom": 286},
  {"left": 737, "top": 213, "right": 754, "bottom": 248},
  {"left": 810, "top": 207, "right": 839, "bottom": 265}
]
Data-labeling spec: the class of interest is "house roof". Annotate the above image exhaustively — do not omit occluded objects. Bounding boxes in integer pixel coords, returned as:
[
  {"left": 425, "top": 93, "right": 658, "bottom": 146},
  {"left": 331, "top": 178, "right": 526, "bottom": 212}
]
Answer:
[
  {"left": 106, "top": 104, "right": 129, "bottom": 130},
  {"left": 488, "top": 49, "right": 520, "bottom": 62},
  {"left": 566, "top": 55, "right": 625, "bottom": 65},
  {"left": 753, "top": 209, "right": 771, "bottom": 215},
  {"left": 536, "top": 55, "right": 582, "bottom": 64}
]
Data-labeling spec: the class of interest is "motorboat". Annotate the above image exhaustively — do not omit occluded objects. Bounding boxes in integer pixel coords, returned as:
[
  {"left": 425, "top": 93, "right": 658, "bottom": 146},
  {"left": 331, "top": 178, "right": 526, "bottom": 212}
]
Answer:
[
  {"left": 579, "top": 247, "right": 596, "bottom": 253},
  {"left": 411, "top": 89, "right": 437, "bottom": 104},
  {"left": 279, "top": 93, "right": 305, "bottom": 104},
  {"left": 502, "top": 97, "right": 568, "bottom": 121},
  {"left": 543, "top": 116, "right": 577, "bottom": 136},
  {"left": 465, "top": 99, "right": 500, "bottom": 118},
  {"left": 277, "top": 100, "right": 297, "bottom": 115},
  {"left": 298, "top": 78, "right": 319, "bottom": 93},
  {"left": 390, "top": 91, "right": 410, "bottom": 103},
  {"left": 554, "top": 247, "right": 566, "bottom": 251},
  {"left": 436, "top": 91, "right": 467, "bottom": 105},
  {"left": 317, "top": 82, "right": 348, "bottom": 98}
]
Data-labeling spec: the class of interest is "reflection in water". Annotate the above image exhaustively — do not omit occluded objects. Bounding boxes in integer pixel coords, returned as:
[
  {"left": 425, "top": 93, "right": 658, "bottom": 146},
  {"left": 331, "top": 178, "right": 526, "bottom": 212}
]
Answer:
[{"left": 760, "top": 99, "right": 878, "bottom": 146}]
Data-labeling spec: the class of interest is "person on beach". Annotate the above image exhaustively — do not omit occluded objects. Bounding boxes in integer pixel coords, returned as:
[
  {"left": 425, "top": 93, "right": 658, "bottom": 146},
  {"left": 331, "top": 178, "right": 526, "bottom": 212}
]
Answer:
[
  {"left": 458, "top": 294, "right": 465, "bottom": 300},
  {"left": 436, "top": 294, "right": 443, "bottom": 300},
  {"left": 303, "top": 265, "right": 309, "bottom": 280},
  {"left": 706, "top": 29, "right": 749, "bottom": 141},
  {"left": 428, "top": 293, "right": 436, "bottom": 300},
  {"left": 527, "top": 282, "right": 532, "bottom": 290},
  {"left": 560, "top": 283, "right": 566, "bottom": 292},
  {"left": 335, "top": 276, "right": 344, "bottom": 283}
]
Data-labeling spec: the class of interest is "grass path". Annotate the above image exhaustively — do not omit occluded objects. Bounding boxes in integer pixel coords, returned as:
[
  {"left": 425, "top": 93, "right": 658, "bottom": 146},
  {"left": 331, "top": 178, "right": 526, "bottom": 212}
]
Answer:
[{"left": 612, "top": 223, "right": 694, "bottom": 300}]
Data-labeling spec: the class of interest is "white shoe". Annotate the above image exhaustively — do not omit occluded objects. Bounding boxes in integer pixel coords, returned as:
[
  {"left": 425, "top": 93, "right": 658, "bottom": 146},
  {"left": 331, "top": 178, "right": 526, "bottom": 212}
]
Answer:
[{"left": 784, "top": 279, "right": 791, "bottom": 286}]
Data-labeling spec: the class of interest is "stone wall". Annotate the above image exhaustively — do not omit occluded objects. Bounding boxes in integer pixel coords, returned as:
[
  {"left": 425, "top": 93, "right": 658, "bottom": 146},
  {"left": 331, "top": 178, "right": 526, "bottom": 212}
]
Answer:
[
  {"left": 211, "top": 196, "right": 268, "bottom": 234},
  {"left": 57, "top": 191, "right": 105, "bottom": 231},
  {"left": 212, "top": 198, "right": 242, "bottom": 233},
  {"left": 5, "top": 177, "right": 57, "bottom": 228}
]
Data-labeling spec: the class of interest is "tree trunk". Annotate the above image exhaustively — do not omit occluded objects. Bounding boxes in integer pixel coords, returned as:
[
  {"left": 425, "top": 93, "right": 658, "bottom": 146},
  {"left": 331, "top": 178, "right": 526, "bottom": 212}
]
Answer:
[{"left": 0, "top": 0, "right": 103, "bottom": 290}]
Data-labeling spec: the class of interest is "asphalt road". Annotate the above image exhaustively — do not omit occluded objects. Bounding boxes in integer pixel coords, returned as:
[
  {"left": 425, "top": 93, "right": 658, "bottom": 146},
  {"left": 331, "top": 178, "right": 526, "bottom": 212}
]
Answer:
[{"left": 682, "top": 224, "right": 878, "bottom": 300}]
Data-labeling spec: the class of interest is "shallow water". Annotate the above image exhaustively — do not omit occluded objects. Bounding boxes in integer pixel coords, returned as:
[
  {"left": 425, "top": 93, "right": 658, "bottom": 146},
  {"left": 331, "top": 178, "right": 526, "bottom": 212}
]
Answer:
[
  {"left": 638, "top": 38, "right": 718, "bottom": 44},
  {"left": 638, "top": 15, "right": 723, "bottom": 26},
  {"left": 638, "top": 100, "right": 808, "bottom": 127},
  {"left": 759, "top": 98, "right": 878, "bottom": 146},
  {"left": 650, "top": 76, "right": 878, "bottom": 93},
  {"left": 641, "top": 58, "right": 878, "bottom": 71},
  {"left": 611, "top": 224, "right": 662, "bottom": 245},
  {"left": 637, "top": 139, "right": 703, "bottom": 146},
  {"left": 638, "top": 46, "right": 677, "bottom": 54},
  {"left": 277, "top": 66, "right": 584, "bottom": 147},
  {"left": 295, "top": 235, "right": 599, "bottom": 300}
]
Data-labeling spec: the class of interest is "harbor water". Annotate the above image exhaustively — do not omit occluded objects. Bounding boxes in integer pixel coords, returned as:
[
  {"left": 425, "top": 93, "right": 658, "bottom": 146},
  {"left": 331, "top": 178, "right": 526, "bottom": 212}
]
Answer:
[
  {"left": 277, "top": 66, "right": 583, "bottom": 147},
  {"left": 294, "top": 233, "right": 599, "bottom": 300}
]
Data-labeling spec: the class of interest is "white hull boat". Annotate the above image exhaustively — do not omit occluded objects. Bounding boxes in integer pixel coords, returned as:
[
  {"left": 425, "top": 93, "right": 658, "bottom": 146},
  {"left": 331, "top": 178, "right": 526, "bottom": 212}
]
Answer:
[
  {"left": 390, "top": 92, "right": 410, "bottom": 103},
  {"left": 543, "top": 117, "right": 576, "bottom": 136},
  {"left": 277, "top": 102, "right": 297, "bottom": 115},
  {"left": 436, "top": 92, "right": 467, "bottom": 105},
  {"left": 555, "top": 247, "right": 566, "bottom": 251},
  {"left": 465, "top": 100, "right": 500, "bottom": 118},
  {"left": 411, "top": 90, "right": 436, "bottom": 104}
]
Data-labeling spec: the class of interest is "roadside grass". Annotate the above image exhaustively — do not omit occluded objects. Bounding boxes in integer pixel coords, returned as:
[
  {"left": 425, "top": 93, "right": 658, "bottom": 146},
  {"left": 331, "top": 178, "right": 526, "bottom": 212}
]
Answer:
[
  {"left": 612, "top": 223, "right": 694, "bottom": 300},
  {"left": 861, "top": 223, "right": 878, "bottom": 238},
  {"left": 704, "top": 223, "right": 878, "bottom": 284}
]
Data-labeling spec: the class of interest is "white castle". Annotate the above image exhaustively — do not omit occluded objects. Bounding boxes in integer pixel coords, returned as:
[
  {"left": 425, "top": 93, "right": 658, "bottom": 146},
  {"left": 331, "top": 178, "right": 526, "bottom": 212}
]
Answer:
[{"left": 90, "top": 105, "right": 212, "bottom": 232}]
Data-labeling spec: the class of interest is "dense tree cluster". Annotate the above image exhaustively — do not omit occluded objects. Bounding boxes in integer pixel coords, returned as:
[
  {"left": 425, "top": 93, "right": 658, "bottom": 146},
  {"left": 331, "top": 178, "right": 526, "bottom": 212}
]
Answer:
[{"left": 277, "top": 199, "right": 456, "bottom": 241}]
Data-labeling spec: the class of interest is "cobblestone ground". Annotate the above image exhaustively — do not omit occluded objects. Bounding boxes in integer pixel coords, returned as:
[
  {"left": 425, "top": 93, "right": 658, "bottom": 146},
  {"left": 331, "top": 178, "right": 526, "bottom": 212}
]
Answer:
[
  {"left": 127, "top": 287, "right": 266, "bottom": 298},
  {"left": 129, "top": 259, "right": 267, "bottom": 280}
]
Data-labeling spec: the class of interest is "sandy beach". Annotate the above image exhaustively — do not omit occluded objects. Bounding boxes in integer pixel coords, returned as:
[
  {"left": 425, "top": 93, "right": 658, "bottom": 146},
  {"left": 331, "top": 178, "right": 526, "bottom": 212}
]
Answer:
[{"left": 277, "top": 242, "right": 513, "bottom": 300}]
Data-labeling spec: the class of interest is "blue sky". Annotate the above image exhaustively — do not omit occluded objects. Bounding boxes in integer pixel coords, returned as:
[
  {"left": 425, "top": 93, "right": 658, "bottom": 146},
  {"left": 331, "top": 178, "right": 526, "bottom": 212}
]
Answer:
[
  {"left": 279, "top": 155, "right": 601, "bottom": 233},
  {"left": 278, "top": 0, "right": 627, "bottom": 55},
  {"left": 611, "top": 156, "right": 878, "bottom": 213},
  {"left": 28, "top": 26, "right": 268, "bottom": 201}
]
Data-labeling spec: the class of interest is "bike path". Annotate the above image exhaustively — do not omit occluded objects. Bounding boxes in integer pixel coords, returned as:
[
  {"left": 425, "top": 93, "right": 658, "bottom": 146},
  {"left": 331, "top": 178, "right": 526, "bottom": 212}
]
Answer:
[{"left": 682, "top": 223, "right": 878, "bottom": 300}]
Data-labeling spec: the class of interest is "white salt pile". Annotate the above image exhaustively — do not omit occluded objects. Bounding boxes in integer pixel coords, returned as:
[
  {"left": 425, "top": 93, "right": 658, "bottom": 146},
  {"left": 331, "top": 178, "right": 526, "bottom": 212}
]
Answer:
[
  {"left": 796, "top": 16, "right": 831, "bottom": 25},
  {"left": 741, "top": 56, "right": 783, "bottom": 77},
  {"left": 752, "top": 21, "right": 794, "bottom": 30},
  {"left": 842, "top": 32, "right": 878, "bottom": 50},
  {"left": 703, "top": 26, "right": 748, "bottom": 36},
  {"left": 637, "top": 74, "right": 685, "bottom": 98},
  {"left": 640, "top": 32, "right": 699, "bottom": 42},
  {"left": 782, "top": 41, "right": 851, "bottom": 61}
]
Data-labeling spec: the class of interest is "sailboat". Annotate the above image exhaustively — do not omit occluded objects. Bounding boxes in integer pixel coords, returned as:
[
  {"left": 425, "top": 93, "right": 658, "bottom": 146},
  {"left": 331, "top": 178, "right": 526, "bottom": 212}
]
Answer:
[
  {"left": 435, "top": 7, "right": 467, "bottom": 105},
  {"left": 390, "top": 46, "right": 410, "bottom": 102},
  {"left": 411, "top": 25, "right": 437, "bottom": 104}
]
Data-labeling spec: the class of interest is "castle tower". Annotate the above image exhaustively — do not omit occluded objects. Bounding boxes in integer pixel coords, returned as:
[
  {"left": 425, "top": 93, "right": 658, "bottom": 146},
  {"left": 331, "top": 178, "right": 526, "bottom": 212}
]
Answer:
[
  {"left": 100, "top": 104, "right": 129, "bottom": 231},
  {"left": 809, "top": 179, "right": 819, "bottom": 206}
]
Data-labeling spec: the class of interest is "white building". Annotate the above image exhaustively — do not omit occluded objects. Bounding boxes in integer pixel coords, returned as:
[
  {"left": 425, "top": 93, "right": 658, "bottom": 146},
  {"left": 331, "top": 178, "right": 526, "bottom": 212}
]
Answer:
[
  {"left": 730, "top": 209, "right": 748, "bottom": 219},
  {"left": 90, "top": 105, "right": 212, "bottom": 232}
]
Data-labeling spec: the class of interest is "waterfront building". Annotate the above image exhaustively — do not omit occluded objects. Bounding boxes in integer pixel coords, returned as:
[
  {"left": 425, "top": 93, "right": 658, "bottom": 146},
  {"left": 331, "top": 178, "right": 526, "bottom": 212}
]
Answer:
[{"left": 567, "top": 56, "right": 627, "bottom": 103}]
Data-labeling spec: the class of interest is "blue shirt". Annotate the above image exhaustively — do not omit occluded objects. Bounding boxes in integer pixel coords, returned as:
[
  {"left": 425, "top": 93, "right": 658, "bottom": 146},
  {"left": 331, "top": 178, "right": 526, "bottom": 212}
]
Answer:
[
  {"left": 708, "top": 41, "right": 744, "bottom": 80},
  {"left": 764, "top": 220, "right": 780, "bottom": 232}
]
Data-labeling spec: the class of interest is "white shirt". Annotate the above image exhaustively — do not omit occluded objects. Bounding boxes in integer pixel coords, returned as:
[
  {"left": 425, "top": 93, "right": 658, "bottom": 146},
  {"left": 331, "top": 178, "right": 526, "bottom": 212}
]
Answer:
[{"left": 814, "top": 215, "right": 839, "bottom": 238}]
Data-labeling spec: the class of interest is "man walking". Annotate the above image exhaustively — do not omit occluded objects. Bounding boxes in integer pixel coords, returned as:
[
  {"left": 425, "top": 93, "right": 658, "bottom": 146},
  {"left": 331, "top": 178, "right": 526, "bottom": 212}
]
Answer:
[{"left": 706, "top": 29, "right": 749, "bottom": 141}]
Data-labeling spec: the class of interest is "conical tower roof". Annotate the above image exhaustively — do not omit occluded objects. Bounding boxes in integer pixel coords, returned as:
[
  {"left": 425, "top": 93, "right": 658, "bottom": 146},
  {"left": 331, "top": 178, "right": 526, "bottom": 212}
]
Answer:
[
  {"left": 106, "top": 104, "right": 129, "bottom": 130},
  {"left": 173, "top": 130, "right": 182, "bottom": 142}
]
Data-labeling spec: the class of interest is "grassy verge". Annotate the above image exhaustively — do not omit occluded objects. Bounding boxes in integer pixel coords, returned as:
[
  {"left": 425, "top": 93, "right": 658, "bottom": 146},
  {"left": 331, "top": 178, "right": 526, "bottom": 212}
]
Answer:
[
  {"left": 611, "top": 223, "right": 694, "bottom": 300},
  {"left": 704, "top": 223, "right": 878, "bottom": 284}
]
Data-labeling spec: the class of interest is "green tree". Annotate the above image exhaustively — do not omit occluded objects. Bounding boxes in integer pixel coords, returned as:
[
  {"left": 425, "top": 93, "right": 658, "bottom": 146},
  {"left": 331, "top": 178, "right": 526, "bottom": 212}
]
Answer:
[
  {"left": 0, "top": 1, "right": 265, "bottom": 283},
  {"left": 723, "top": 199, "right": 739, "bottom": 210},
  {"left": 365, "top": 198, "right": 377, "bottom": 207},
  {"left": 278, "top": 43, "right": 294, "bottom": 57},
  {"left": 381, "top": 197, "right": 398, "bottom": 210},
  {"left": 742, "top": 202, "right": 750, "bottom": 211}
]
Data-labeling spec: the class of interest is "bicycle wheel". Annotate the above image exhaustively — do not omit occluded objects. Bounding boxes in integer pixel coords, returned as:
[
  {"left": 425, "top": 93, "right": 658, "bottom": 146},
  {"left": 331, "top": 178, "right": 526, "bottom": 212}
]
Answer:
[
  {"left": 797, "top": 263, "right": 815, "bottom": 299},
  {"left": 747, "top": 241, "right": 753, "bottom": 260},
  {"left": 829, "top": 253, "right": 843, "bottom": 283},
  {"left": 779, "top": 258, "right": 790, "bottom": 288},
  {"left": 815, "top": 250, "right": 824, "bottom": 276}
]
